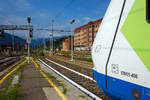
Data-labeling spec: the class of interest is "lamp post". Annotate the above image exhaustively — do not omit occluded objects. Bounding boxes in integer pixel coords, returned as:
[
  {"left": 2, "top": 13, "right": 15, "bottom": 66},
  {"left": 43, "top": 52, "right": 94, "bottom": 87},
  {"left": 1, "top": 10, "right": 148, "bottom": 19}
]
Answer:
[
  {"left": 70, "top": 19, "right": 75, "bottom": 61},
  {"left": 27, "top": 17, "right": 31, "bottom": 64}
]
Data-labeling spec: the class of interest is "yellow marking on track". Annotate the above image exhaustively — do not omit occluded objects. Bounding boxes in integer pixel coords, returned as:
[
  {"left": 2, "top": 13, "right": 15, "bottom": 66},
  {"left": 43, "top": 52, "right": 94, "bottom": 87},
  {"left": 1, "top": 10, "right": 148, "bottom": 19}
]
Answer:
[
  {"left": 32, "top": 59, "right": 67, "bottom": 100},
  {"left": 0, "top": 59, "right": 27, "bottom": 85}
]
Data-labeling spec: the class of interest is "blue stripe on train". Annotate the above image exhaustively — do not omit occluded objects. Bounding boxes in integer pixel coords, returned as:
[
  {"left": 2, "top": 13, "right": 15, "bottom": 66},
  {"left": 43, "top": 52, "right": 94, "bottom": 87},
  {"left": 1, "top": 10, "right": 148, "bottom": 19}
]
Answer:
[{"left": 92, "top": 69, "right": 150, "bottom": 100}]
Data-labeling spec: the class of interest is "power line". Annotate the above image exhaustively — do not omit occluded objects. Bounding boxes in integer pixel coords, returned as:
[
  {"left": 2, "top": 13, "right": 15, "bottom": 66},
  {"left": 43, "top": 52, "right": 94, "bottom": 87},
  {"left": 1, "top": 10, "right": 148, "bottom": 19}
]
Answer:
[{"left": 54, "top": 0, "right": 75, "bottom": 20}]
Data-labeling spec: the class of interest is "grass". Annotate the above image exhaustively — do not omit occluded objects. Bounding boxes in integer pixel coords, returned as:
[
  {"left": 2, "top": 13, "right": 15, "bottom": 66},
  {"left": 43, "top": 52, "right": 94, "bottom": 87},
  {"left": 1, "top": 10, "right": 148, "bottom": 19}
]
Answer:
[
  {"left": 79, "top": 94, "right": 86, "bottom": 98},
  {"left": 62, "top": 86, "right": 67, "bottom": 94},
  {"left": 0, "top": 89, "right": 17, "bottom": 100},
  {"left": 34, "top": 58, "right": 68, "bottom": 95},
  {"left": 0, "top": 75, "right": 19, "bottom": 100},
  {"left": 58, "top": 51, "right": 93, "bottom": 62},
  {"left": 0, "top": 51, "right": 27, "bottom": 57},
  {"left": 0, "top": 52, "right": 9, "bottom": 57},
  {"left": 46, "top": 72, "right": 67, "bottom": 94},
  {"left": 40, "top": 51, "right": 46, "bottom": 56},
  {"left": 41, "top": 50, "right": 93, "bottom": 62}
]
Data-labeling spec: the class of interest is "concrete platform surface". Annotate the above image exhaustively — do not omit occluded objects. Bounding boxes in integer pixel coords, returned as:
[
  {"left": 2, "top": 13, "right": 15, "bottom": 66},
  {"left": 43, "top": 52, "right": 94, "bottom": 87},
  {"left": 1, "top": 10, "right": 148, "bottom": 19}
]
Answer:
[
  {"left": 17, "top": 64, "right": 48, "bottom": 100},
  {"left": 0, "top": 59, "right": 92, "bottom": 100},
  {"left": 38, "top": 61, "right": 92, "bottom": 100}
]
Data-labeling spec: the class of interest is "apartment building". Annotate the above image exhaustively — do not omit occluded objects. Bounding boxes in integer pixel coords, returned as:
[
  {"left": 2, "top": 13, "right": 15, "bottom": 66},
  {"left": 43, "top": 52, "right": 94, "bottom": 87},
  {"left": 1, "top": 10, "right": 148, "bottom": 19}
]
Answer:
[{"left": 74, "top": 18, "right": 102, "bottom": 51}]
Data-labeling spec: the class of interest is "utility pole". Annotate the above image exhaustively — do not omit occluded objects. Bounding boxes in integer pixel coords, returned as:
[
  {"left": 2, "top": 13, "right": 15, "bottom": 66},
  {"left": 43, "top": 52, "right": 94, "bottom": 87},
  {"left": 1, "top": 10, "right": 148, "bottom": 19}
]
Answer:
[
  {"left": 45, "top": 35, "right": 47, "bottom": 51},
  {"left": 12, "top": 30, "right": 15, "bottom": 51},
  {"left": 49, "top": 32, "right": 51, "bottom": 53},
  {"left": 51, "top": 20, "right": 54, "bottom": 55},
  {"left": 54, "top": 40, "right": 56, "bottom": 53},
  {"left": 44, "top": 39, "right": 46, "bottom": 52},
  {"left": 70, "top": 19, "right": 75, "bottom": 61},
  {"left": 43, "top": 35, "right": 46, "bottom": 52},
  {"left": 27, "top": 17, "right": 31, "bottom": 64}
]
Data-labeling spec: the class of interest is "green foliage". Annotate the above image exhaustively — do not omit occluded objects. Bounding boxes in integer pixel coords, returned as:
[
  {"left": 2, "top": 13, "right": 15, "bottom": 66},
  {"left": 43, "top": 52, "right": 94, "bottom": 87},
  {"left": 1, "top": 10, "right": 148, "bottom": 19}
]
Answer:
[
  {"left": 55, "top": 50, "right": 93, "bottom": 62},
  {"left": 84, "top": 57, "right": 93, "bottom": 62},
  {"left": 40, "top": 51, "right": 45, "bottom": 56},
  {"left": 0, "top": 52, "right": 9, "bottom": 57},
  {"left": 10, "top": 52, "right": 17, "bottom": 57},
  {"left": 0, "top": 89, "right": 17, "bottom": 100}
]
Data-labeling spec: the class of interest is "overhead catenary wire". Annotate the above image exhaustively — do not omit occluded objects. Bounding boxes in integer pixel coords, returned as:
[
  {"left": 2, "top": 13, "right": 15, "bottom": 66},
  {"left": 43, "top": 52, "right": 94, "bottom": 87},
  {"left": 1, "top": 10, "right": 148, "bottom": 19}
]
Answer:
[{"left": 54, "top": 0, "right": 75, "bottom": 20}]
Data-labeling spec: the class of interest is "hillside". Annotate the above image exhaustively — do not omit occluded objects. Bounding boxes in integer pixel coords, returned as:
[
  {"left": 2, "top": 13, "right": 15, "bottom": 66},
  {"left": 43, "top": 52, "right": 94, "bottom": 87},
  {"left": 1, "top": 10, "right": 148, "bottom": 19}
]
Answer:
[{"left": 0, "top": 33, "right": 26, "bottom": 46}]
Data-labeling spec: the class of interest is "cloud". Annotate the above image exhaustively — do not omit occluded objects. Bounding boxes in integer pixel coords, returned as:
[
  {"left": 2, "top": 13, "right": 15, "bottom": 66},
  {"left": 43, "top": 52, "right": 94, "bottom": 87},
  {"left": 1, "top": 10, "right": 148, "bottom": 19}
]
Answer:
[
  {"left": 0, "top": 15, "right": 26, "bottom": 25},
  {"left": 0, "top": 0, "right": 33, "bottom": 13},
  {"left": 32, "top": 12, "right": 49, "bottom": 21},
  {"left": 0, "top": 15, "right": 29, "bottom": 39},
  {"left": 10, "top": 0, "right": 33, "bottom": 11},
  {"left": 0, "top": 13, "right": 74, "bottom": 39},
  {"left": 82, "top": 17, "right": 94, "bottom": 22},
  {"left": 33, "top": 25, "right": 71, "bottom": 39}
]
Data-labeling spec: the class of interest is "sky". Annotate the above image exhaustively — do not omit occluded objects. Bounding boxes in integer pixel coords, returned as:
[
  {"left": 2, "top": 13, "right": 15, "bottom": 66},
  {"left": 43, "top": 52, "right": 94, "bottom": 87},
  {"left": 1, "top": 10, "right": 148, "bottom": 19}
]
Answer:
[{"left": 0, "top": 0, "right": 110, "bottom": 39}]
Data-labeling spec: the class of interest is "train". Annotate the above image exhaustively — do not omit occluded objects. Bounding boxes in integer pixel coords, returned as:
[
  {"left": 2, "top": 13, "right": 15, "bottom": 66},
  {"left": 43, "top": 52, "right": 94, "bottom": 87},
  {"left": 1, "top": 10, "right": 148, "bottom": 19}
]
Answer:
[{"left": 92, "top": 0, "right": 150, "bottom": 100}]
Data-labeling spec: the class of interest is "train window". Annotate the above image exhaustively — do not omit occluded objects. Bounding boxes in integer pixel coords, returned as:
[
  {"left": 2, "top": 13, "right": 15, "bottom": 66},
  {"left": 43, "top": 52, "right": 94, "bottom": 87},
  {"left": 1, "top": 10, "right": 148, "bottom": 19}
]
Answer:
[{"left": 146, "top": 0, "right": 150, "bottom": 23}]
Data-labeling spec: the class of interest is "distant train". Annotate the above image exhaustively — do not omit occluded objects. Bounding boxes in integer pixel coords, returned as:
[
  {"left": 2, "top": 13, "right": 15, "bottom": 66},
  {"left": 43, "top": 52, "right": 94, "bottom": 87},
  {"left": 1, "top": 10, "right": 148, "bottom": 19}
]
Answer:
[{"left": 92, "top": 0, "right": 150, "bottom": 100}]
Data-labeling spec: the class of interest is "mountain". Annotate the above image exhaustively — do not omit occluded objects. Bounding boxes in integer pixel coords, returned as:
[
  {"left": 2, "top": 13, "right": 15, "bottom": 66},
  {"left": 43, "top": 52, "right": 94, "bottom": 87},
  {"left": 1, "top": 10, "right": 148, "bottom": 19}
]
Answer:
[
  {"left": 0, "top": 33, "right": 26, "bottom": 46},
  {"left": 30, "top": 36, "right": 66, "bottom": 48},
  {"left": 0, "top": 33, "right": 68, "bottom": 49}
]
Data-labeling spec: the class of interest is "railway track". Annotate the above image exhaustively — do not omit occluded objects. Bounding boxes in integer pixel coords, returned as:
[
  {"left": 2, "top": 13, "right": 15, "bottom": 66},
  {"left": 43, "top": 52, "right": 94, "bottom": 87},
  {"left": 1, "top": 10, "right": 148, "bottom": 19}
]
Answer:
[
  {"left": 39, "top": 57, "right": 111, "bottom": 100},
  {"left": 0, "top": 57, "right": 16, "bottom": 64},
  {"left": 45, "top": 56, "right": 94, "bottom": 78},
  {"left": 0, "top": 56, "right": 22, "bottom": 79}
]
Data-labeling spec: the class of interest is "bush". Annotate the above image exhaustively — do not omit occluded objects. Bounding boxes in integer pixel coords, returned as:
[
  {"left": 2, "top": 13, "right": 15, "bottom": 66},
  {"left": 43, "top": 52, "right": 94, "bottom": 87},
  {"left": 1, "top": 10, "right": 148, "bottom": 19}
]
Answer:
[
  {"left": 85, "top": 57, "right": 93, "bottom": 62},
  {"left": 40, "top": 51, "right": 45, "bottom": 56}
]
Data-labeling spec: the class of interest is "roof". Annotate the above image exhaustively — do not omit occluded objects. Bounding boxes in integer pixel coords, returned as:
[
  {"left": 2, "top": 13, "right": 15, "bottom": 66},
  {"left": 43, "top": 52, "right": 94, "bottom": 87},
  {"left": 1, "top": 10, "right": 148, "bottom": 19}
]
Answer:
[{"left": 74, "top": 18, "right": 103, "bottom": 32}]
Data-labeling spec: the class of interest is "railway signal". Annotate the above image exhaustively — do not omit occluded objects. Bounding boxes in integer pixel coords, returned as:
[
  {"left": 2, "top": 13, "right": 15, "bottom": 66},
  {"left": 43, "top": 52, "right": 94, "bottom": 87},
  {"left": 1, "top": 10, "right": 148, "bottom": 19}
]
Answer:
[
  {"left": 0, "top": 30, "right": 4, "bottom": 38},
  {"left": 29, "top": 29, "right": 33, "bottom": 37}
]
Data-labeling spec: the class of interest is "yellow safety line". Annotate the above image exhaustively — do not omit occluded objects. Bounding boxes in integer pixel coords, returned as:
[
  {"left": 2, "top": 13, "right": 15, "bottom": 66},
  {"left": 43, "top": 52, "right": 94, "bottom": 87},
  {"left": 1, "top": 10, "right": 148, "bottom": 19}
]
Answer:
[
  {"left": 32, "top": 59, "right": 67, "bottom": 100},
  {"left": 0, "top": 59, "right": 27, "bottom": 85}
]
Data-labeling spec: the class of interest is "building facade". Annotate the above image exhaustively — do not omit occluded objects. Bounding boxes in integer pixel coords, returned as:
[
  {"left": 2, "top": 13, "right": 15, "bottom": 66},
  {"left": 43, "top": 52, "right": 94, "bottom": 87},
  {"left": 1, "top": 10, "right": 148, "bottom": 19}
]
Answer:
[
  {"left": 74, "top": 18, "right": 102, "bottom": 51},
  {"left": 62, "top": 36, "right": 71, "bottom": 51}
]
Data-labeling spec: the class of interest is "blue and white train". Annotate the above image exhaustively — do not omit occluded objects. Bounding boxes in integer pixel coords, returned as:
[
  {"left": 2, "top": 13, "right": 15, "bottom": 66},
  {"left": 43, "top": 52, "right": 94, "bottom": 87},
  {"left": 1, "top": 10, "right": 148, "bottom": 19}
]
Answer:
[{"left": 92, "top": 0, "right": 150, "bottom": 100}]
